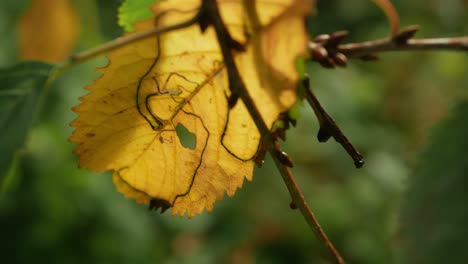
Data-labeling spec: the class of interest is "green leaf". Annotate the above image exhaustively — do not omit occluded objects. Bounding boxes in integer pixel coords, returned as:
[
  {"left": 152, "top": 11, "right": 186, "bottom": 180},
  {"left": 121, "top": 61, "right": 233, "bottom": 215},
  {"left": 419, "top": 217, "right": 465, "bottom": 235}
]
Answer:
[
  {"left": 118, "top": 0, "right": 158, "bottom": 32},
  {"left": 288, "top": 102, "right": 301, "bottom": 121},
  {"left": 0, "top": 61, "right": 52, "bottom": 179},
  {"left": 399, "top": 100, "right": 468, "bottom": 263}
]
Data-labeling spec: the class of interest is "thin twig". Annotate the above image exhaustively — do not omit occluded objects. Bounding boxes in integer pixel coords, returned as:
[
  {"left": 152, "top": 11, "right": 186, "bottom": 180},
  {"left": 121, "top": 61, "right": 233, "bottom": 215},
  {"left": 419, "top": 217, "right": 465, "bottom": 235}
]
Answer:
[
  {"left": 200, "top": 0, "right": 346, "bottom": 263},
  {"left": 338, "top": 36, "right": 468, "bottom": 58},
  {"left": 309, "top": 26, "right": 468, "bottom": 67},
  {"left": 70, "top": 13, "right": 200, "bottom": 63},
  {"left": 270, "top": 154, "right": 346, "bottom": 264},
  {"left": 302, "top": 77, "right": 364, "bottom": 168}
]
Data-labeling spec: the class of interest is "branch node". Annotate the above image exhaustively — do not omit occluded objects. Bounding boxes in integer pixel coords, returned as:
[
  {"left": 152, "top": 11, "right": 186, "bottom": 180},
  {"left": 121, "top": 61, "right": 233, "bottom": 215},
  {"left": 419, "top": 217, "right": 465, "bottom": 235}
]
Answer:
[
  {"left": 273, "top": 141, "right": 294, "bottom": 168},
  {"left": 290, "top": 201, "right": 298, "bottom": 210}
]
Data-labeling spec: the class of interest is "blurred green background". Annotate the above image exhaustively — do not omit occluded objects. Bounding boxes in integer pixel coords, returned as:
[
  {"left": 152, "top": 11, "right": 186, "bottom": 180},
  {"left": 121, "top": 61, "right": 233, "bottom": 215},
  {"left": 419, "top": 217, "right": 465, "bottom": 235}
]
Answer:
[{"left": 1, "top": 0, "right": 467, "bottom": 263}]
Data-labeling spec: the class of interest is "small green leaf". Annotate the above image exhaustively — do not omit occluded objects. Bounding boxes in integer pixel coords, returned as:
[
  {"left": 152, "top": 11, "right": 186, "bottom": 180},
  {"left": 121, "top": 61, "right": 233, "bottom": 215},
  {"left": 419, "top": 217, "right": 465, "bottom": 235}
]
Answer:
[
  {"left": 399, "top": 100, "right": 468, "bottom": 263},
  {"left": 272, "top": 120, "right": 285, "bottom": 132},
  {"left": 288, "top": 102, "right": 301, "bottom": 121},
  {"left": 118, "top": 0, "right": 158, "bottom": 32},
  {"left": 0, "top": 61, "right": 52, "bottom": 179}
]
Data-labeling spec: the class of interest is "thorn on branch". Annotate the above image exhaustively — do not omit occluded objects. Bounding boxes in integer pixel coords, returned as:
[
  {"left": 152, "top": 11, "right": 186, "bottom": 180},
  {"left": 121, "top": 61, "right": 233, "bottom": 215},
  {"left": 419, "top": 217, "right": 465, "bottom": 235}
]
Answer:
[
  {"left": 328, "top": 31, "right": 349, "bottom": 46},
  {"left": 393, "top": 25, "right": 420, "bottom": 44}
]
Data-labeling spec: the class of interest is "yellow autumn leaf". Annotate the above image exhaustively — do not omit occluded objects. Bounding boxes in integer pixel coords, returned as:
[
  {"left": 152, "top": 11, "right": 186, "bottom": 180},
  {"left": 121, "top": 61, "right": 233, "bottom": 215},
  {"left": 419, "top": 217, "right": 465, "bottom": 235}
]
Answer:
[
  {"left": 18, "top": 0, "right": 80, "bottom": 62},
  {"left": 70, "top": 0, "right": 313, "bottom": 217}
]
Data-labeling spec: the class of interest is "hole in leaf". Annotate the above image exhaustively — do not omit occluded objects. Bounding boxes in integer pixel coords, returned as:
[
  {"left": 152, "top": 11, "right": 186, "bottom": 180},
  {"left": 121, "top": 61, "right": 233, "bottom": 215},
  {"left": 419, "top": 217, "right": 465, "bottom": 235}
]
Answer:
[{"left": 175, "top": 123, "right": 196, "bottom": 150}]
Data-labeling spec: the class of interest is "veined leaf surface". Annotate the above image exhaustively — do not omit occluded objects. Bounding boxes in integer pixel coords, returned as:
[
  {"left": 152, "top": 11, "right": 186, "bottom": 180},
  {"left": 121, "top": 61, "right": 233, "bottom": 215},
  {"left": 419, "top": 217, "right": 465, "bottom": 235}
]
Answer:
[{"left": 70, "top": 0, "right": 313, "bottom": 217}]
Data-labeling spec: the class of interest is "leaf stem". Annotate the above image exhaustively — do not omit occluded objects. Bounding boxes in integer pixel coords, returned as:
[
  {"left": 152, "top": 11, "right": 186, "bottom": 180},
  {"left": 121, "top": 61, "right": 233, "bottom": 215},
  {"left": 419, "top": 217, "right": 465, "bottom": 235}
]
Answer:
[{"left": 200, "top": 0, "right": 346, "bottom": 263}]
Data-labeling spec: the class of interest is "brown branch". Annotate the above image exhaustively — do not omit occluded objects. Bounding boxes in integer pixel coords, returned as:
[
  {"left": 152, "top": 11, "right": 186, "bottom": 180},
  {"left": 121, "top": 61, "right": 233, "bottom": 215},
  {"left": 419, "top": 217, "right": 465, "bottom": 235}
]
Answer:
[
  {"left": 270, "top": 142, "right": 346, "bottom": 264},
  {"left": 339, "top": 36, "right": 468, "bottom": 58},
  {"left": 200, "top": 1, "right": 346, "bottom": 263},
  {"left": 302, "top": 77, "right": 364, "bottom": 168},
  {"left": 309, "top": 26, "right": 468, "bottom": 67}
]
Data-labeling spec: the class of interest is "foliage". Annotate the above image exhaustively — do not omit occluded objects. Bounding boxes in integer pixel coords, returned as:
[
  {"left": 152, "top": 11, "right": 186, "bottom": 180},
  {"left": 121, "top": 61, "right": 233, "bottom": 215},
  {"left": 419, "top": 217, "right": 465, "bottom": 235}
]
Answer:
[
  {"left": 399, "top": 101, "right": 468, "bottom": 263},
  {"left": 118, "top": 0, "right": 157, "bottom": 32},
  {"left": 0, "top": 62, "right": 52, "bottom": 179}
]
